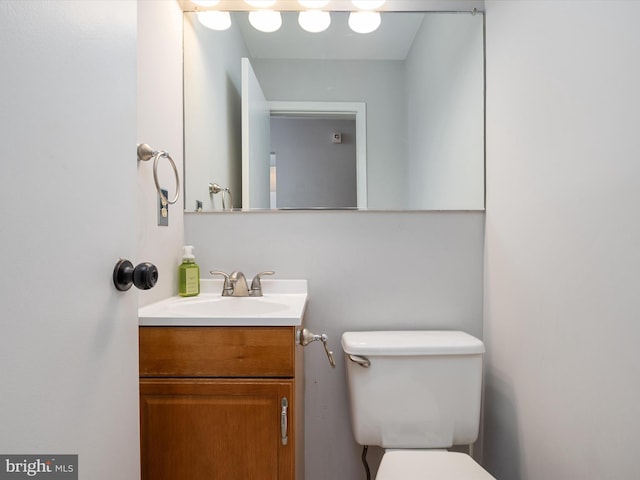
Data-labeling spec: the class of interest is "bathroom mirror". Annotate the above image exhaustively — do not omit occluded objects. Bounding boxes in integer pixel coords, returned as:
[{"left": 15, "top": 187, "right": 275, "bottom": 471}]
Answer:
[{"left": 183, "top": 9, "right": 484, "bottom": 211}]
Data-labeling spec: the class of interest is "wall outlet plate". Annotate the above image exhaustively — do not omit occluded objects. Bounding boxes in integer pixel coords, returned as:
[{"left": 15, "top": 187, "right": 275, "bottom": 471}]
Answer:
[{"left": 158, "top": 189, "right": 169, "bottom": 226}]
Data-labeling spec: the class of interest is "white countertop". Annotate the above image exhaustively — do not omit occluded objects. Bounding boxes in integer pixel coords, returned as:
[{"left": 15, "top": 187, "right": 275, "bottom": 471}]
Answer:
[{"left": 138, "top": 279, "right": 308, "bottom": 327}]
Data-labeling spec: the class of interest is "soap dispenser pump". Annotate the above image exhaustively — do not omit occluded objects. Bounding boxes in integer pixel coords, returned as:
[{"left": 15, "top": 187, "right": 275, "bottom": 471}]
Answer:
[{"left": 178, "top": 245, "right": 200, "bottom": 297}]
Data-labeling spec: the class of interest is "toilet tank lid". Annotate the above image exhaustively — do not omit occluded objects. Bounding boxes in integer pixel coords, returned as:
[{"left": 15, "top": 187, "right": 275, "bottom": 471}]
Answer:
[{"left": 341, "top": 331, "right": 485, "bottom": 356}]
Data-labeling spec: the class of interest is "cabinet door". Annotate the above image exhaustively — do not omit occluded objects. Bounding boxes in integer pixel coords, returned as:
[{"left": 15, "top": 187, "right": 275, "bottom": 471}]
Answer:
[{"left": 140, "top": 379, "right": 294, "bottom": 480}]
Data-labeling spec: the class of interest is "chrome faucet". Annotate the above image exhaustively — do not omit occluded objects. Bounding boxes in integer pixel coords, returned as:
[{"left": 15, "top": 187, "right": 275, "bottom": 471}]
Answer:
[
  {"left": 210, "top": 270, "right": 274, "bottom": 297},
  {"left": 229, "top": 271, "right": 249, "bottom": 297}
]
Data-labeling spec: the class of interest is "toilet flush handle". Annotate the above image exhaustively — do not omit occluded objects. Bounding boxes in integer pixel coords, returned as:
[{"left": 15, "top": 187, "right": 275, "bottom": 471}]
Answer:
[
  {"left": 347, "top": 354, "right": 371, "bottom": 368},
  {"left": 298, "top": 328, "right": 336, "bottom": 368}
]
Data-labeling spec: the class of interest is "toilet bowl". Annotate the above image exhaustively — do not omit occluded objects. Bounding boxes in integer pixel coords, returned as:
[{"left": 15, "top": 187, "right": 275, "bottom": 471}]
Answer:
[{"left": 341, "top": 330, "right": 495, "bottom": 479}]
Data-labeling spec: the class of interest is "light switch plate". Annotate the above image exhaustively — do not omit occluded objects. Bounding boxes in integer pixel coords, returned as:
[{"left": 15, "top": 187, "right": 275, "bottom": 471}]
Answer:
[{"left": 158, "top": 189, "right": 168, "bottom": 226}]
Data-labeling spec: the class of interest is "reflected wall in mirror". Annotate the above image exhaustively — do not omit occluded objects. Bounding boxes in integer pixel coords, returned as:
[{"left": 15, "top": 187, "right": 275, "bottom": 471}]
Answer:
[{"left": 184, "top": 10, "right": 484, "bottom": 211}]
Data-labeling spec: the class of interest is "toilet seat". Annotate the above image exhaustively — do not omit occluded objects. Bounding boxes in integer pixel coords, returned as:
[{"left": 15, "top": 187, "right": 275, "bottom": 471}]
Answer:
[{"left": 376, "top": 451, "right": 495, "bottom": 480}]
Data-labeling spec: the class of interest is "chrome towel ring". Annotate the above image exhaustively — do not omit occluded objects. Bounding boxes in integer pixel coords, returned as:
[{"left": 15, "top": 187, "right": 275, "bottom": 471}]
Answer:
[
  {"left": 137, "top": 143, "right": 180, "bottom": 205},
  {"left": 209, "top": 182, "right": 233, "bottom": 211}
]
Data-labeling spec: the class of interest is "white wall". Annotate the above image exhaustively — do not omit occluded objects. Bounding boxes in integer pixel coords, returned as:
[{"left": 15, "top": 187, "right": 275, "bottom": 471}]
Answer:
[
  {"left": 185, "top": 210, "right": 485, "bottom": 479},
  {"left": 483, "top": 1, "right": 640, "bottom": 478},
  {"left": 406, "top": 13, "right": 484, "bottom": 210},
  {"left": 137, "top": 0, "right": 185, "bottom": 305}
]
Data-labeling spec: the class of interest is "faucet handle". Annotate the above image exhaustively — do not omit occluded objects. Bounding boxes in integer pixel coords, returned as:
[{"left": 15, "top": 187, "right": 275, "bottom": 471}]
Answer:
[
  {"left": 210, "top": 270, "right": 232, "bottom": 296},
  {"left": 250, "top": 271, "right": 275, "bottom": 296}
]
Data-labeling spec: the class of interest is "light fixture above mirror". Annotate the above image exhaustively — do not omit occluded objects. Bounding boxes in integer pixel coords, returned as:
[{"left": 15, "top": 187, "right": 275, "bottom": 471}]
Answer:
[
  {"left": 248, "top": 10, "right": 283, "bottom": 32},
  {"left": 191, "top": 0, "right": 387, "bottom": 34},
  {"left": 298, "top": 0, "right": 330, "bottom": 7},
  {"left": 197, "top": 10, "right": 382, "bottom": 33},
  {"left": 348, "top": 10, "right": 381, "bottom": 33},
  {"left": 192, "top": 0, "right": 220, "bottom": 6},
  {"left": 245, "top": 0, "right": 277, "bottom": 7},
  {"left": 197, "top": 10, "right": 231, "bottom": 30},
  {"left": 351, "top": 0, "right": 385, "bottom": 9},
  {"left": 298, "top": 10, "right": 331, "bottom": 32}
]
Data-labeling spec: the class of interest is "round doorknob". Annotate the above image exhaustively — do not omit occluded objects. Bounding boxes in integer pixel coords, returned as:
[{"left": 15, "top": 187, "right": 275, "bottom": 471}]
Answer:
[{"left": 113, "top": 259, "right": 158, "bottom": 291}]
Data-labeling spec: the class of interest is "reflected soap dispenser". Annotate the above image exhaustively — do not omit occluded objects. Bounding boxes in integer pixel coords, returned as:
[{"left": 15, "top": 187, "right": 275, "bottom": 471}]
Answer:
[{"left": 178, "top": 245, "right": 200, "bottom": 297}]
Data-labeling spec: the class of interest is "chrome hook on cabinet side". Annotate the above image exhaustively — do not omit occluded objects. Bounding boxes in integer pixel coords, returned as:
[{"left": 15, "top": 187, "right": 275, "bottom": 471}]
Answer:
[{"left": 298, "top": 328, "right": 336, "bottom": 368}]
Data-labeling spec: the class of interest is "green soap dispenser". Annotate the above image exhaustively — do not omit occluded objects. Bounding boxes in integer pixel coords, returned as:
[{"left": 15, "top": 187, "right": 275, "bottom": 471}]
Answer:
[{"left": 178, "top": 245, "right": 200, "bottom": 297}]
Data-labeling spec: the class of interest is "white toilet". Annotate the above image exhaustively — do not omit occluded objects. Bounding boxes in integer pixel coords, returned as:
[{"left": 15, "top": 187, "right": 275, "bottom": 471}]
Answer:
[{"left": 341, "top": 330, "right": 496, "bottom": 479}]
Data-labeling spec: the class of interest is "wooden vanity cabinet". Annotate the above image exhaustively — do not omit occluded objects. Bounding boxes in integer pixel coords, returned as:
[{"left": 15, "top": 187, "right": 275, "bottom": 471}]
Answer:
[{"left": 139, "top": 326, "right": 304, "bottom": 480}]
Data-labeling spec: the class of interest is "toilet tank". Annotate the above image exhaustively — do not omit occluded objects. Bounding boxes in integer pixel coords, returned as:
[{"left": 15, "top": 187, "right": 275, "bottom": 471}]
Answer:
[{"left": 341, "top": 331, "right": 485, "bottom": 449}]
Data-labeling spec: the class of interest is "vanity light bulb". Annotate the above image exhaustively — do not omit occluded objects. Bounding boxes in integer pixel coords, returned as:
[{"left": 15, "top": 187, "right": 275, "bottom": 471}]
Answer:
[
  {"left": 298, "top": 0, "right": 330, "bottom": 7},
  {"left": 351, "top": 0, "right": 386, "bottom": 9},
  {"left": 192, "top": 0, "right": 220, "bottom": 6},
  {"left": 348, "top": 11, "right": 381, "bottom": 34},
  {"left": 245, "top": 0, "right": 277, "bottom": 7},
  {"left": 197, "top": 11, "right": 231, "bottom": 30},
  {"left": 248, "top": 10, "right": 282, "bottom": 33},
  {"left": 298, "top": 10, "right": 331, "bottom": 33}
]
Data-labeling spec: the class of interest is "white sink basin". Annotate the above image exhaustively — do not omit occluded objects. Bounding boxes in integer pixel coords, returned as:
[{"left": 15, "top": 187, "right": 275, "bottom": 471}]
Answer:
[
  {"left": 138, "top": 279, "right": 307, "bottom": 326},
  {"left": 166, "top": 296, "right": 291, "bottom": 316}
]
